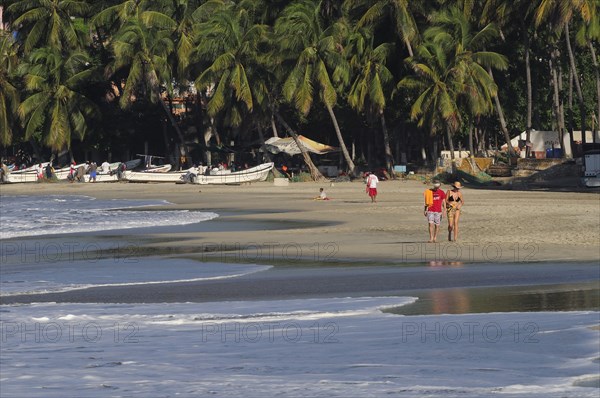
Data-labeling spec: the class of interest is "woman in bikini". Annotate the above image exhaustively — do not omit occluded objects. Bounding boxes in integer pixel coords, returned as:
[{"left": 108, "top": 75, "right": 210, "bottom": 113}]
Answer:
[{"left": 445, "top": 181, "right": 464, "bottom": 242}]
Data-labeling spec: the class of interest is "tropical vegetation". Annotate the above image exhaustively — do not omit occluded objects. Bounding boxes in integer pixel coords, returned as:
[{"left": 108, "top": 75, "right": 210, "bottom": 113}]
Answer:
[{"left": 0, "top": 0, "right": 598, "bottom": 177}]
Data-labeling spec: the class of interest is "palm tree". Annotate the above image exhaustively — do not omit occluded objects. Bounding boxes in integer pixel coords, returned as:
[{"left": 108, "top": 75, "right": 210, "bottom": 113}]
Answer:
[
  {"left": 7, "top": 0, "right": 90, "bottom": 54},
  {"left": 106, "top": 8, "right": 176, "bottom": 107},
  {"left": 343, "top": 0, "right": 419, "bottom": 56},
  {"left": 576, "top": 2, "right": 599, "bottom": 137},
  {"left": 481, "top": 0, "right": 538, "bottom": 156},
  {"left": 17, "top": 47, "right": 99, "bottom": 151},
  {"left": 0, "top": 30, "right": 20, "bottom": 146},
  {"left": 398, "top": 41, "right": 461, "bottom": 170},
  {"left": 193, "top": 4, "right": 268, "bottom": 127},
  {"left": 103, "top": 4, "right": 190, "bottom": 156},
  {"left": 398, "top": 7, "right": 507, "bottom": 172},
  {"left": 535, "top": 0, "right": 594, "bottom": 142},
  {"left": 346, "top": 29, "right": 395, "bottom": 174},
  {"left": 275, "top": 0, "right": 356, "bottom": 176},
  {"left": 170, "top": 0, "right": 204, "bottom": 79}
]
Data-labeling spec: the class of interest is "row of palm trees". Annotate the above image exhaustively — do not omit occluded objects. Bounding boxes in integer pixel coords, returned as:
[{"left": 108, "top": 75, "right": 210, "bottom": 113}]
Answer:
[{"left": 1, "top": 0, "right": 598, "bottom": 178}]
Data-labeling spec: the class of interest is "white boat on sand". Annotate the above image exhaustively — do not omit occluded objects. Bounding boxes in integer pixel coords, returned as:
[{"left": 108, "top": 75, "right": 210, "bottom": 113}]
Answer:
[
  {"left": 127, "top": 169, "right": 191, "bottom": 183},
  {"left": 143, "top": 164, "right": 172, "bottom": 173},
  {"left": 184, "top": 163, "right": 274, "bottom": 185},
  {"left": 7, "top": 162, "right": 51, "bottom": 183},
  {"left": 7, "top": 171, "right": 39, "bottom": 183}
]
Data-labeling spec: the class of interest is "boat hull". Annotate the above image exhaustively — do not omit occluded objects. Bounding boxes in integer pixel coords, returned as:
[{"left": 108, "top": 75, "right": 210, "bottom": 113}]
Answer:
[
  {"left": 7, "top": 172, "right": 39, "bottom": 183},
  {"left": 191, "top": 163, "right": 273, "bottom": 185},
  {"left": 126, "top": 170, "right": 188, "bottom": 183}
]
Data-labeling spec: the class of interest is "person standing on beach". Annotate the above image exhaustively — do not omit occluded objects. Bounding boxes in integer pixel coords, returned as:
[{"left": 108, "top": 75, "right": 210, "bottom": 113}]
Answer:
[
  {"left": 424, "top": 180, "right": 446, "bottom": 242},
  {"left": 89, "top": 161, "right": 98, "bottom": 182},
  {"left": 365, "top": 172, "right": 379, "bottom": 203},
  {"left": 445, "top": 181, "right": 464, "bottom": 242},
  {"left": 76, "top": 165, "right": 85, "bottom": 182},
  {"left": 68, "top": 162, "right": 76, "bottom": 182},
  {"left": 45, "top": 163, "right": 54, "bottom": 179},
  {"left": 0, "top": 162, "right": 8, "bottom": 183},
  {"left": 117, "top": 162, "right": 127, "bottom": 180}
]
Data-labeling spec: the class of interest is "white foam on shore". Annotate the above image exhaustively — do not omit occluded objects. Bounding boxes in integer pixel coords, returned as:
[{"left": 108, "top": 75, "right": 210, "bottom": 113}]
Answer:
[
  {"left": 1, "top": 298, "right": 598, "bottom": 397},
  {"left": 0, "top": 195, "right": 218, "bottom": 239},
  {"left": 0, "top": 259, "right": 270, "bottom": 297}
]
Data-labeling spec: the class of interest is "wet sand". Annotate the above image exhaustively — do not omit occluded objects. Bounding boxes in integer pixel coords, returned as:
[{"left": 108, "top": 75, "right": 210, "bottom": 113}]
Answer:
[{"left": 2, "top": 260, "right": 598, "bottom": 316}]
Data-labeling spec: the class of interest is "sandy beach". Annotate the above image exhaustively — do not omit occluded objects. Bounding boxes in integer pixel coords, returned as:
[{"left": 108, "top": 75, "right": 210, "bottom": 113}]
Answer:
[{"left": 1, "top": 179, "right": 599, "bottom": 263}]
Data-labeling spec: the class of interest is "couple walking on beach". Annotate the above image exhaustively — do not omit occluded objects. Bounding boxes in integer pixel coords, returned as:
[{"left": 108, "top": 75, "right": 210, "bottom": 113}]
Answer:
[{"left": 424, "top": 180, "right": 464, "bottom": 243}]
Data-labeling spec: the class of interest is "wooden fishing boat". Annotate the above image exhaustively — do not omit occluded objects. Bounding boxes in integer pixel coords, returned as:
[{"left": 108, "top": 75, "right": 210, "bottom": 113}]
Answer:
[{"left": 185, "top": 163, "right": 274, "bottom": 185}]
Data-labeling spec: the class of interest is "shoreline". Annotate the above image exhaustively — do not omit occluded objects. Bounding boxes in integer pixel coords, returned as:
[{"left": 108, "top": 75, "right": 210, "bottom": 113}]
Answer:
[{"left": 2, "top": 261, "right": 598, "bottom": 309}]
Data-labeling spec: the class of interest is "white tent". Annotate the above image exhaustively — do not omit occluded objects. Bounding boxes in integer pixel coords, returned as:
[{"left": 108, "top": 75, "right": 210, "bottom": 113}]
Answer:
[
  {"left": 265, "top": 135, "right": 339, "bottom": 155},
  {"left": 502, "top": 130, "right": 600, "bottom": 158}
]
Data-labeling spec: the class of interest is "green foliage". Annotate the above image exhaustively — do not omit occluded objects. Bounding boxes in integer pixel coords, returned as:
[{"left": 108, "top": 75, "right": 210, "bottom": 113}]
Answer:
[
  {"left": 0, "top": 31, "right": 20, "bottom": 146},
  {"left": 0, "top": 0, "right": 597, "bottom": 164},
  {"left": 16, "top": 47, "right": 100, "bottom": 150}
]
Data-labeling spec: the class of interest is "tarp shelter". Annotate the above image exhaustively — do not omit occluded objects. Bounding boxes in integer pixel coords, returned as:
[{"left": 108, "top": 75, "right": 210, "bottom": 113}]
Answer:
[
  {"left": 502, "top": 130, "right": 600, "bottom": 158},
  {"left": 265, "top": 135, "right": 339, "bottom": 155}
]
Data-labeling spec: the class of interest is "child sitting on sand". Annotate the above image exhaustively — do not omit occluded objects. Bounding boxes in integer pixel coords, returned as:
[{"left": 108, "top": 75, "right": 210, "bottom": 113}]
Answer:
[{"left": 314, "top": 188, "right": 330, "bottom": 200}]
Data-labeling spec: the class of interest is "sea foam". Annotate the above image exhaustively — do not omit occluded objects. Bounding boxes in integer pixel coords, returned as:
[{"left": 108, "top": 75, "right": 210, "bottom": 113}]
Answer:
[{"left": 0, "top": 195, "right": 218, "bottom": 239}]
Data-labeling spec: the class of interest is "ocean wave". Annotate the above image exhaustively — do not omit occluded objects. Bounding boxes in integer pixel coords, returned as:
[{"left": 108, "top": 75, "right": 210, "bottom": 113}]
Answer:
[{"left": 0, "top": 195, "right": 217, "bottom": 239}]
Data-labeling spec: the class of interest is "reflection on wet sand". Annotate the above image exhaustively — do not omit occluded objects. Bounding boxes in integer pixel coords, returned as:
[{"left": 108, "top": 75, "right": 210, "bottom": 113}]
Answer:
[
  {"left": 428, "top": 261, "right": 464, "bottom": 268},
  {"left": 392, "top": 283, "right": 600, "bottom": 315}
]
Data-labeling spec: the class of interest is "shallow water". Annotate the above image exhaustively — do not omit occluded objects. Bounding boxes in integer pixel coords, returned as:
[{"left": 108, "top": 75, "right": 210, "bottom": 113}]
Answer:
[
  {"left": 1, "top": 195, "right": 599, "bottom": 397},
  {"left": 391, "top": 282, "right": 600, "bottom": 315},
  {"left": 0, "top": 195, "right": 218, "bottom": 239}
]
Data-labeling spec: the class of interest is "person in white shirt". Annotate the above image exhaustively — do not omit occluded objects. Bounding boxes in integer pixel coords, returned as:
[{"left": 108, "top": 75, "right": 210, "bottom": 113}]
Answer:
[
  {"left": 101, "top": 161, "right": 111, "bottom": 173},
  {"left": 365, "top": 172, "right": 379, "bottom": 203},
  {"left": 314, "top": 187, "right": 330, "bottom": 200}
]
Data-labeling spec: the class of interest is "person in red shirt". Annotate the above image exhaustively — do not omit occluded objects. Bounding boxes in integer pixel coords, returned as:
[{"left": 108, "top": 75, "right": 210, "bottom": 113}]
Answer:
[{"left": 424, "top": 180, "right": 446, "bottom": 243}]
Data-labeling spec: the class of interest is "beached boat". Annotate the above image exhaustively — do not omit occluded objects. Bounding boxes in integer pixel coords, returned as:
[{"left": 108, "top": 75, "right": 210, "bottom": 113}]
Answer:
[
  {"left": 6, "top": 171, "right": 39, "bottom": 183},
  {"left": 6, "top": 162, "right": 50, "bottom": 183},
  {"left": 143, "top": 164, "right": 172, "bottom": 173},
  {"left": 185, "top": 162, "right": 274, "bottom": 185},
  {"left": 127, "top": 168, "right": 192, "bottom": 183},
  {"left": 87, "top": 159, "right": 143, "bottom": 182},
  {"left": 54, "top": 164, "right": 87, "bottom": 180}
]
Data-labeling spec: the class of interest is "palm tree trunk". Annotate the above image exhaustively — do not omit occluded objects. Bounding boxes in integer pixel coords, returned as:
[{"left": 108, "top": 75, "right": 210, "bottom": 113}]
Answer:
[
  {"left": 148, "top": 68, "right": 188, "bottom": 157},
  {"left": 325, "top": 104, "right": 356, "bottom": 176},
  {"left": 564, "top": 21, "right": 586, "bottom": 143},
  {"left": 487, "top": 67, "right": 516, "bottom": 157},
  {"left": 550, "top": 49, "right": 566, "bottom": 156},
  {"left": 404, "top": 37, "right": 414, "bottom": 57},
  {"left": 256, "top": 124, "right": 272, "bottom": 162},
  {"left": 558, "top": 65, "right": 566, "bottom": 158},
  {"left": 159, "top": 97, "right": 187, "bottom": 155},
  {"left": 590, "top": 40, "right": 600, "bottom": 142},
  {"left": 275, "top": 113, "right": 325, "bottom": 181},
  {"left": 468, "top": 126, "right": 474, "bottom": 157},
  {"left": 524, "top": 27, "right": 533, "bottom": 157},
  {"left": 445, "top": 126, "right": 456, "bottom": 174},
  {"left": 568, "top": 66, "right": 576, "bottom": 156},
  {"left": 379, "top": 110, "right": 394, "bottom": 176},
  {"left": 195, "top": 92, "right": 208, "bottom": 160},
  {"left": 270, "top": 113, "right": 279, "bottom": 137}
]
